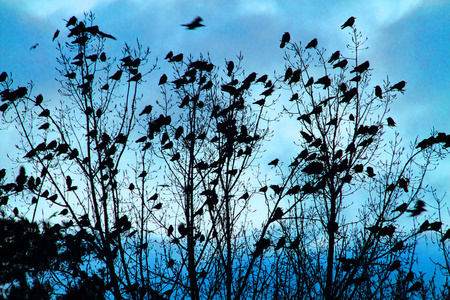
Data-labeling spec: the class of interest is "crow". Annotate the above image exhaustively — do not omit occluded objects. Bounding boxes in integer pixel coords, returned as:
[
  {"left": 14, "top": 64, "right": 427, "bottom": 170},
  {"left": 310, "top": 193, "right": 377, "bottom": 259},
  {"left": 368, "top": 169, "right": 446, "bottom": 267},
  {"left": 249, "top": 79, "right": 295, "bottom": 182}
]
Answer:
[
  {"left": 139, "top": 105, "right": 152, "bottom": 116},
  {"left": 182, "top": 17, "right": 205, "bottom": 30},
  {"left": 169, "top": 53, "right": 183, "bottom": 63},
  {"left": 305, "top": 38, "right": 318, "bottom": 49},
  {"left": 390, "top": 81, "right": 406, "bottom": 91},
  {"left": 165, "top": 51, "right": 173, "bottom": 60},
  {"left": 109, "top": 70, "right": 123, "bottom": 81},
  {"left": 227, "top": 61, "right": 234, "bottom": 76},
  {"left": 268, "top": 159, "right": 279, "bottom": 167},
  {"left": 315, "top": 76, "right": 331, "bottom": 89},
  {"left": 350, "top": 61, "right": 370, "bottom": 73},
  {"left": 280, "top": 32, "right": 290, "bottom": 48},
  {"left": 66, "top": 16, "right": 77, "bottom": 27},
  {"left": 333, "top": 59, "right": 348, "bottom": 69},
  {"left": 159, "top": 74, "right": 167, "bottom": 85},
  {"left": 341, "top": 17, "right": 355, "bottom": 29},
  {"left": 305, "top": 77, "right": 314, "bottom": 87},
  {"left": 284, "top": 67, "right": 293, "bottom": 81},
  {"left": 375, "top": 85, "right": 383, "bottom": 99},
  {"left": 328, "top": 51, "right": 340, "bottom": 63},
  {"left": 52, "top": 29, "right": 60, "bottom": 41},
  {"left": 387, "top": 117, "right": 396, "bottom": 127}
]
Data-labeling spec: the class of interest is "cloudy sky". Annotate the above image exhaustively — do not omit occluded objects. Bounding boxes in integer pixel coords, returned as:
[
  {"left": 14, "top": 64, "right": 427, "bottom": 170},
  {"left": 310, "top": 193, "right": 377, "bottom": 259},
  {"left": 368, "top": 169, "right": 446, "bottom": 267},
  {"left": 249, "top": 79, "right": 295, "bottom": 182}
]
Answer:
[{"left": 0, "top": 0, "right": 448, "bottom": 189}]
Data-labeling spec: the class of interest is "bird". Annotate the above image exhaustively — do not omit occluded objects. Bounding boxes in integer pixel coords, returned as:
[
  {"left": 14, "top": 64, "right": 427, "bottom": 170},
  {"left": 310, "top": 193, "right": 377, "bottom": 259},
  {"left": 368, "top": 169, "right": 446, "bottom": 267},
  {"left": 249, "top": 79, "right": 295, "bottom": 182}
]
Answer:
[
  {"left": 280, "top": 32, "right": 290, "bottom": 48},
  {"left": 441, "top": 228, "right": 450, "bottom": 242},
  {"left": 30, "top": 43, "right": 39, "bottom": 50},
  {"left": 0, "top": 72, "right": 7, "bottom": 82},
  {"left": 375, "top": 85, "right": 383, "bottom": 99},
  {"left": 350, "top": 61, "right": 370, "bottom": 73},
  {"left": 52, "top": 29, "right": 60, "bottom": 41},
  {"left": 406, "top": 281, "right": 422, "bottom": 293},
  {"left": 304, "top": 77, "right": 314, "bottom": 87},
  {"left": 305, "top": 38, "right": 318, "bottom": 49},
  {"left": 333, "top": 59, "right": 348, "bottom": 69},
  {"left": 284, "top": 67, "right": 293, "bottom": 81},
  {"left": 165, "top": 51, "right": 173, "bottom": 60},
  {"left": 128, "top": 73, "right": 142, "bottom": 82},
  {"left": 159, "top": 74, "right": 167, "bottom": 85},
  {"left": 393, "top": 203, "right": 408, "bottom": 213},
  {"left": 275, "top": 236, "right": 286, "bottom": 250},
  {"left": 182, "top": 17, "right": 205, "bottom": 30},
  {"left": 387, "top": 117, "right": 396, "bottom": 127},
  {"left": 169, "top": 53, "right": 183, "bottom": 63},
  {"left": 227, "top": 61, "right": 234, "bottom": 76},
  {"left": 38, "top": 109, "right": 50, "bottom": 117},
  {"left": 268, "top": 159, "right": 279, "bottom": 167},
  {"left": 66, "top": 16, "right": 77, "bottom": 27},
  {"left": 390, "top": 81, "right": 406, "bottom": 91},
  {"left": 350, "top": 75, "right": 361, "bottom": 82},
  {"left": 109, "top": 70, "right": 123, "bottom": 81},
  {"left": 341, "top": 17, "right": 355, "bottom": 30},
  {"left": 315, "top": 76, "right": 331, "bottom": 89},
  {"left": 328, "top": 51, "right": 340, "bottom": 63},
  {"left": 388, "top": 260, "right": 401, "bottom": 271}
]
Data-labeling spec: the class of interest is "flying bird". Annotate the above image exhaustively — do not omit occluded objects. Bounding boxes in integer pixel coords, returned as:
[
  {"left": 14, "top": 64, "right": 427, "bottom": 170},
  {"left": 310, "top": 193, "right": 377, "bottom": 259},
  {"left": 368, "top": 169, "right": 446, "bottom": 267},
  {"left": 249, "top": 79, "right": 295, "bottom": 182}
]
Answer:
[
  {"left": 182, "top": 17, "right": 205, "bottom": 30},
  {"left": 341, "top": 17, "right": 355, "bottom": 29},
  {"left": 280, "top": 32, "right": 290, "bottom": 48},
  {"left": 305, "top": 38, "right": 318, "bottom": 49},
  {"left": 30, "top": 43, "right": 39, "bottom": 50}
]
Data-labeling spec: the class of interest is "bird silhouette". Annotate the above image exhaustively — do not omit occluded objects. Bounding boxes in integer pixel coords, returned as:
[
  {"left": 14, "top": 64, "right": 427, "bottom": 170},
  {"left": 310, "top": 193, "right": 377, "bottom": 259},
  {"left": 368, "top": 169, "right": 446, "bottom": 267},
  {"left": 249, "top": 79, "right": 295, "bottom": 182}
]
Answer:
[
  {"left": 182, "top": 17, "right": 205, "bottom": 30},
  {"left": 350, "top": 61, "right": 370, "bottom": 73},
  {"left": 284, "top": 67, "right": 293, "bottom": 81},
  {"left": 169, "top": 53, "right": 183, "bottom": 62},
  {"left": 393, "top": 203, "right": 408, "bottom": 213},
  {"left": 341, "top": 17, "right": 355, "bottom": 29},
  {"left": 275, "top": 236, "right": 286, "bottom": 250},
  {"left": 52, "top": 30, "right": 60, "bottom": 41},
  {"left": 227, "top": 61, "right": 234, "bottom": 76},
  {"left": 268, "top": 159, "right": 279, "bottom": 167},
  {"left": 388, "top": 260, "right": 401, "bottom": 271},
  {"left": 328, "top": 51, "right": 340, "bottom": 63},
  {"left": 305, "top": 38, "right": 318, "bottom": 49},
  {"left": 280, "top": 32, "right": 290, "bottom": 48},
  {"left": 109, "top": 70, "right": 123, "bottom": 81},
  {"left": 304, "top": 77, "right": 314, "bottom": 87},
  {"left": 350, "top": 75, "right": 361, "bottom": 83},
  {"left": 390, "top": 81, "right": 406, "bottom": 91},
  {"left": 66, "top": 16, "right": 77, "bottom": 27},
  {"left": 387, "top": 117, "right": 396, "bottom": 127},
  {"left": 128, "top": 73, "right": 142, "bottom": 82},
  {"left": 0, "top": 72, "right": 7, "bottom": 82},
  {"left": 315, "top": 76, "right": 331, "bottom": 89},
  {"left": 375, "top": 85, "right": 382, "bottom": 99},
  {"left": 406, "top": 281, "right": 422, "bottom": 293}
]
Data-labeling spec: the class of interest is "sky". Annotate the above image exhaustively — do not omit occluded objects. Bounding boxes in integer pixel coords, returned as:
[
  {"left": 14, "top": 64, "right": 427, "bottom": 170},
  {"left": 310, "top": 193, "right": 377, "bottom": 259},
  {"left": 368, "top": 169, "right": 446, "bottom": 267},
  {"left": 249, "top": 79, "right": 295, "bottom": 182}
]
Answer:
[
  {"left": 0, "top": 0, "right": 448, "bottom": 191},
  {"left": 0, "top": 0, "right": 449, "bottom": 286}
]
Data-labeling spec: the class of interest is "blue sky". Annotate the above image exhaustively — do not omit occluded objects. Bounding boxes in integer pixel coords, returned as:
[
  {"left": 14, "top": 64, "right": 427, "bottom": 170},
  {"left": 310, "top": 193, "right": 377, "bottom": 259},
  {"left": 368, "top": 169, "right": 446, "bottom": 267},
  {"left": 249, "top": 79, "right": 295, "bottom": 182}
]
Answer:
[
  {"left": 0, "top": 0, "right": 448, "bottom": 186},
  {"left": 0, "top": 0, "right": 448, "bottom": 192}
]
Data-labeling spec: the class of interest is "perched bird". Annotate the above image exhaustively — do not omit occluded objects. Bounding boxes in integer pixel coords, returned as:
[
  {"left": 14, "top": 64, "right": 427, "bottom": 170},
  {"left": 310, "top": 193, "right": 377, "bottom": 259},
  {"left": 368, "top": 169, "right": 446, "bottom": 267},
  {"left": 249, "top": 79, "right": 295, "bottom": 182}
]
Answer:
[
  {"left": 128, "top": 73, "right": 142, "bottom": 82},
  {"left": 0, "top": 72, "right": 7, "bottom": 82},
  {"left": 182, "top": 17, "right": 205, "bottom": 30},
  {"left": 387, "top": 117, "right": 396, "bottom": 127},
  {"left": 390, "top": 81, "right": 406, "bottom": 91},
  {"left": 315, "top": 76, "right": 331, "bottom": 89},
  {"left": 159, "top": 74, "right": 167, "bottom": 85},
  {"left": 341, "top": 17, "right": 355, "bottom": 29},
  {"left": 284, "top": 67, "right": 293, "bottom": 81},
  {"left": 275, "top": 236, "right": 286, "bottom": 250},
  {"left": 305, "top": 38, "right": 318, "bottom": 49},
  {"left": 169, "top": 53, "right": 183, "bottom": 63},
  {"left": 375, "top": 85, "right": 383, "bottom": 99},
  {"left": 388, "top": 260, "right": 401, "bottom": 271},
  {"left": 406, "top": 281, "right": 422, "bottom": 293},
  {"left": 328, "top": 51, "right": 340, "bottom": 63},
  {"left": 441, "top": 228, "right": 450, "bottom": 242},
  {"left": 350, "top": 75, "right": 361, "bottom": 83},
  {"left": 304, "top": 77, "right": 314, "bottom": 87},
  {"left": 165, "top": 51, "right": 173, "bottom": 60},
  {"left": 109, "top": 70, "right": 123, "bottom": 81},
  {"left": 350, "top": 61, "right": 370, "bottom": 73},
  {"left": 227, "top": 61, "right": 234, "bottom": 76},
  {"left": 52, "top": 30, "right": 60, "bottom": 41},
  {"left": 66, "top": 16, "right": 77, "bottom": 27},
  {"left": 280, "top": 32, "right": 290, "bottom": 48},
  {"left": 268, "top": 158, "right": 279, "bottom": 167}
]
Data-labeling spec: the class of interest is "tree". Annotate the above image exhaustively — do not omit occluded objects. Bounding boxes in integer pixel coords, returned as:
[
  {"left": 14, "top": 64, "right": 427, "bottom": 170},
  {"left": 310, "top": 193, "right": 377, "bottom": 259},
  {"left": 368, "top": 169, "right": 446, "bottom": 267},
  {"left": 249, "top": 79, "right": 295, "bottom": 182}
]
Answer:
[{"left": 1, "top": 12, "right": 449, "bottom": 300}]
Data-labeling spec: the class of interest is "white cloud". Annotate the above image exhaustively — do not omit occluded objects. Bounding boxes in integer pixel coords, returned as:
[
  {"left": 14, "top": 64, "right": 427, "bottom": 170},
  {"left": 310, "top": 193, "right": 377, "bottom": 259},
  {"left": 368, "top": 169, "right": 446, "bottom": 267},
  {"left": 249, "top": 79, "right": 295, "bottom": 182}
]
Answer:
[{"left": 1, "top": 0, "right": 115, "bottom": 18}]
